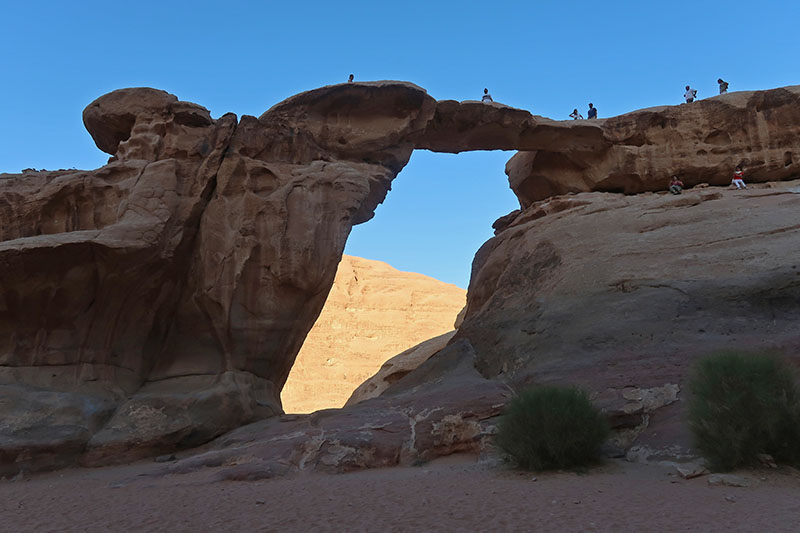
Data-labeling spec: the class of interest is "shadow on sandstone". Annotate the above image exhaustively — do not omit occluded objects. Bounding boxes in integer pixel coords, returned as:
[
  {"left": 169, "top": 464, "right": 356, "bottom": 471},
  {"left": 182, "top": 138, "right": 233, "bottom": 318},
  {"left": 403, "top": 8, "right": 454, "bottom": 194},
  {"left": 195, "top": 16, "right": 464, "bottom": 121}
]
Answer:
[{"left": 3, "top": 82, "right": 800, "bottom": 476}]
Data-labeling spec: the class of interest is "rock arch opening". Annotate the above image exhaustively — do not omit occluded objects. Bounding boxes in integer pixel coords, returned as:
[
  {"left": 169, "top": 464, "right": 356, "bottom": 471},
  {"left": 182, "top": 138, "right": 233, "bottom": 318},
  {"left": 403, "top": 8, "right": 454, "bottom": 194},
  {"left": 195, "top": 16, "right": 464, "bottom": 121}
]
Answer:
[
  {"left": 6, "top": 81, "right": 800, "bottom": 472},
  {"left": 280, "top": 150, "right": 518, "bottom": 413}
]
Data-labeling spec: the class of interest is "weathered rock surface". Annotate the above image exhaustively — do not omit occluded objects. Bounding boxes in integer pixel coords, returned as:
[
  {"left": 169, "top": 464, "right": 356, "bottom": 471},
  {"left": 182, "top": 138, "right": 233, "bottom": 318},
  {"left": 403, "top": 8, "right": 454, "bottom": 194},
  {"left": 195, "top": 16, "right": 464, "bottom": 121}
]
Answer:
[
  {"left": 346, "top": 330, "right": 456, "bottom": 406},
  {"left": 708, "top": 474, "right": 751, "bottom": 488},
  {"left": 157, "top": 340, "right": 509, "bottom": 479},
  {"left": 413, "top": 100, "right": 606, "bottom": 154},
  {"left": 4, "top": 81, "right": 800, "bottom": 474},
  {"left": 0, "top": 385, "right": 116, "bottom": 476},
  {"left": 281, "top": 255, "right": 465, "bottom": 413},
  {"left": 507, "top": 86, "right": 800, "bottom": 206},
  {"left": 455, "top": 181, "right": 800, "bottom": 458},
  {"left": 1, "top": 82, "right": 437, "bottom": 472}
]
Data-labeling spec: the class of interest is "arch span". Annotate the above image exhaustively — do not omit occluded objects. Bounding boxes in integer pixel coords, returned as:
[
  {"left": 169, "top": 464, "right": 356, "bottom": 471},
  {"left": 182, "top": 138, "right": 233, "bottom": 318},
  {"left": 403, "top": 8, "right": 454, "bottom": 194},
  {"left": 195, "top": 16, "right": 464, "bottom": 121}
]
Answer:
[{"left": 3, "top": 81, "right": 800, "bottom": 471}]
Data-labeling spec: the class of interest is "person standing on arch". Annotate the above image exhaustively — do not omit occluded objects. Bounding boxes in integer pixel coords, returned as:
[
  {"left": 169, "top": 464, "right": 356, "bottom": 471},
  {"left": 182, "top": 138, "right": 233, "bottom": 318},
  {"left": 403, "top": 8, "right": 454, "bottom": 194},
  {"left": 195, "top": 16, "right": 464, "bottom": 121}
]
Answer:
[
  {"left": 684, "top": 85, "right": 698, "bottom": 103},
  {"left": 348, "top": 74, "right": 354, "bottom": 83},
  {"left": 718, "top": 78, "right": 729, "bottom": 94},
  {"left": 587, "top": 103, "right": 597, "bottom": 119},
  {"left": 482, "top": 88, "right": 494, "bottom": 102},
  {"left": 569, "top": 108, "right": 583, "bottom": 120}
]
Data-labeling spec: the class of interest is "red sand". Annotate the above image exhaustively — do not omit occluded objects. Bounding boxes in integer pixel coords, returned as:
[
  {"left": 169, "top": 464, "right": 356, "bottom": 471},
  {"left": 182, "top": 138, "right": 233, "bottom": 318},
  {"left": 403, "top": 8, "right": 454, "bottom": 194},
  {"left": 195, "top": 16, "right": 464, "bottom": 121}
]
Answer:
[{"left": 2, "top": 456, "right": 799, "bottom": 532}]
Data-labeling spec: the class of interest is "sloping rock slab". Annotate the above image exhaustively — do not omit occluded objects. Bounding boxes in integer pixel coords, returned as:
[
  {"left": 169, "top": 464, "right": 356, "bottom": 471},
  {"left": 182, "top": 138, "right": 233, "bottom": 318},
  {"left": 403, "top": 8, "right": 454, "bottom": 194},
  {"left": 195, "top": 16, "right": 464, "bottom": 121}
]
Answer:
[
  {"left": 456, "top": 181, "right": 800, "bottom": 458},
  {"left": 156, "top": 342, "right": 510, "bottom": 479}
]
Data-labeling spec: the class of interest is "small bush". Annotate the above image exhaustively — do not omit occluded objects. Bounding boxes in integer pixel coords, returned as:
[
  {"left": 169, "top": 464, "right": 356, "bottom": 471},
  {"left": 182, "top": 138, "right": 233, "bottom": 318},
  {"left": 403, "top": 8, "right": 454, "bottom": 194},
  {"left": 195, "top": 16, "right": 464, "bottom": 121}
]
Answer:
[
  {"left": 496, "top": 385, "right": 609, "bottom": 471},
  {"left": 688, "top": 351, "right": 800, "bottom": 471}
]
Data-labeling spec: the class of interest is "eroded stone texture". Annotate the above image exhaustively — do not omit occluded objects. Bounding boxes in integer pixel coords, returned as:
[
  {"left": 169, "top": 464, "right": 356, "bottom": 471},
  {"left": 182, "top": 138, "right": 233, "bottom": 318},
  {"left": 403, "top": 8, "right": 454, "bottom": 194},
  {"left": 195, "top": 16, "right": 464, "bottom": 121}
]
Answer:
[
  {"left": 346, "top": 331, "right": 456, "bottom": 407},
  {"left": 1, "top": 82, "right": 439, "bottom": 471},
  {"left": 455, "top": 181, "right": 800, "bottom": 457},
  {"left": 1, "top": 89, "right": 248, "bottom": 469},
  {"left": 155, "top": 340, "right": 509, "bottom": 479},
  {"left": 507, "top": 87, "right": 800, "bottom": 206},
  {"left": 413, "top": 99, "right": 606, "bottom": 154},
  {"left": 4, "top": 81, "right": 800, "bottom": 474}
]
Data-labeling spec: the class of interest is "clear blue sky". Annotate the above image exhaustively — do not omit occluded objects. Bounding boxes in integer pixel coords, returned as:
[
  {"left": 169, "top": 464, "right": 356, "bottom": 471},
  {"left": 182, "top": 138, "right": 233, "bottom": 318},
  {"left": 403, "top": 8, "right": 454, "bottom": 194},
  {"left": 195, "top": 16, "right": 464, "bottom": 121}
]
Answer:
[{"left": 2, "top": 1, "right": 796, "bottom": 288}]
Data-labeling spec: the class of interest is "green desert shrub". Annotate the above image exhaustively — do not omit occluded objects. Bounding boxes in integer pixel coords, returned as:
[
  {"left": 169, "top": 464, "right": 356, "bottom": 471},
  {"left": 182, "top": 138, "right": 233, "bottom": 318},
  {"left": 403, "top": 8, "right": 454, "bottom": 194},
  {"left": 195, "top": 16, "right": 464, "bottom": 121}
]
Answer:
[
  {"left": 496, "top": 385, "right": 609, "bottom": 471},
  {"left": 687, "top": 351, "right": 800, "bottom": 471}
]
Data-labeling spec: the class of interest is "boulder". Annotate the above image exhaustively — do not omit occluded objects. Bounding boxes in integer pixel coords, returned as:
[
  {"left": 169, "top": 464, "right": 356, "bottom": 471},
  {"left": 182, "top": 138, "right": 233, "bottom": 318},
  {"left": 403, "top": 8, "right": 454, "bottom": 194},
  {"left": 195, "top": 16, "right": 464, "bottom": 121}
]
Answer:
[
  {"left": 675, "top": 463, "right": 709, "bottom": 479},
  {"left": 82, "top": 87, "right": 179, "bottom": 155},
  {"left": 259, "top": 81, "right": 436, "bottom": 171},
  {"left": 708, "top": 474, "right": 751, "bottom": 488}
]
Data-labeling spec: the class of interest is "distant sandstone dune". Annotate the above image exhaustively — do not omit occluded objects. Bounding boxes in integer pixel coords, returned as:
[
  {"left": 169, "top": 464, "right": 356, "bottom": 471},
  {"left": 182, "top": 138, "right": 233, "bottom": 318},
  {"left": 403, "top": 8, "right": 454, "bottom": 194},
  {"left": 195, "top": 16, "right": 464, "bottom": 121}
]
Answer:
[{"left": 281, "top": 255, "right": 466, "bottom": 413}]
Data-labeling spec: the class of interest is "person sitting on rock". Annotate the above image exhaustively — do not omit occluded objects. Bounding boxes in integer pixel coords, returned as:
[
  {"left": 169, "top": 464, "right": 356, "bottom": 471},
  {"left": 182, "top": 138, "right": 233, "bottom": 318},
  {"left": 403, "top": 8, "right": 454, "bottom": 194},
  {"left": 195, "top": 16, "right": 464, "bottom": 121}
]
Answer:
[
  {"left": 348, "top": 74, "right": 354, "bottom": 83},
  {"left": 732, "top": 166, "right": 747, "bottom": 189},
  {"left": 482, "top": 88, "right": 494, "bottom": 102},
  {"left": 569, "top": 108, "right": 583, "bottom": 120},
  {"left": 587, "top": 103, "right": 597, "bottom": 119},
  {"left": 669, "top": 176, "right": 685, "bottom": 195},
  {"left": 718, "top": 78, "right": 729, "bottom": 94},
  {"left": 684, "top": 85, "right": 697, "bottom": 103}
]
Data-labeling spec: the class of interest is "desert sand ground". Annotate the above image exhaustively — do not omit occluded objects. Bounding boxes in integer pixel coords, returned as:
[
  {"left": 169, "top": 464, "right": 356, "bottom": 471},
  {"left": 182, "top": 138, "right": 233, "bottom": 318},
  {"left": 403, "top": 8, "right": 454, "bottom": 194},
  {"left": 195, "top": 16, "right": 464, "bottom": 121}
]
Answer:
[{"left": 2, "top": 455, "right": 799, "bottom": 532}]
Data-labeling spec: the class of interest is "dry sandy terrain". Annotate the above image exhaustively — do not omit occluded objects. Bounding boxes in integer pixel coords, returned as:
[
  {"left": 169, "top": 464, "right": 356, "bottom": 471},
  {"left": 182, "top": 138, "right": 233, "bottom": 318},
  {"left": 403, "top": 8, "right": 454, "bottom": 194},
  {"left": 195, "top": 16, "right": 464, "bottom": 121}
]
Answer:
[{"left": 2, "top": 455, "right": 799, "bottom": 532}]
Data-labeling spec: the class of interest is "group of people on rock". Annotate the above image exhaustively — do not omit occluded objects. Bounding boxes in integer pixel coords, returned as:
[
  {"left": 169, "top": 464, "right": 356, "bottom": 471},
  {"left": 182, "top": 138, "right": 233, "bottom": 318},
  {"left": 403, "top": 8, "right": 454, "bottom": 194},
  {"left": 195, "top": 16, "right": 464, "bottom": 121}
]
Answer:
[
  {"left": 669, "top": 165, "right": 747, "bottom": 195},
  {"left": 346, "top": 75, "right": 749, "bottom": 193},
  {"left": 683, "top": 79, "right": 729, "bottom": 103},
  {"left": 562, "top": 78, "right": 732, "bottom": 119},
  {"left": 568, "top": 103, "right": 597, "bottom": 120},
  {"left": 484, "top": 88, "right": 600, "bottom": 121},
  {"left": 345, "top": 74, "right": 732, "bottom": 119},
  {"left": 481, "top": 79, "right": 749, "bottom": 195}
]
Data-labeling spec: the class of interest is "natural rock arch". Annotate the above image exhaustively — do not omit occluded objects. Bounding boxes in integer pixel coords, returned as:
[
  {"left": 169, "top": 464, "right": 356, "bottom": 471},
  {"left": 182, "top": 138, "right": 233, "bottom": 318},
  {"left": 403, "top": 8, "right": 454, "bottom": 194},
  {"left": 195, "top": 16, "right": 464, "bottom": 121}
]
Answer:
[{"left": 2, "top": 81, "right": 800, "bottom": 472}]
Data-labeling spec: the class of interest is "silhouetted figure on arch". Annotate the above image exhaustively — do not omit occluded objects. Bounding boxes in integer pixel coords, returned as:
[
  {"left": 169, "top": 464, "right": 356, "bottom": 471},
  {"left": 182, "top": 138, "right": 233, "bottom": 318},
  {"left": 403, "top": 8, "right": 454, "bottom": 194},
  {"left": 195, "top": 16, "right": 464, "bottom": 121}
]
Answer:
[{"left": 684, "top": 85, "right": 697, "bottom": 103}]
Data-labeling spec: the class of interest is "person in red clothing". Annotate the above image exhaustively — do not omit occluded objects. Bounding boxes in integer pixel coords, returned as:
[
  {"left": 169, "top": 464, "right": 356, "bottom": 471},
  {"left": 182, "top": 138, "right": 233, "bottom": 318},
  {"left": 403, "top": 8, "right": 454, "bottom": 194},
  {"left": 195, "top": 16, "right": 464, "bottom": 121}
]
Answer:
[
  {"left": 732, "top": 166, "right": 747, "bottom": 189},
  {"left": 669, "top": 176, "right": 685, "bottom": 194}
]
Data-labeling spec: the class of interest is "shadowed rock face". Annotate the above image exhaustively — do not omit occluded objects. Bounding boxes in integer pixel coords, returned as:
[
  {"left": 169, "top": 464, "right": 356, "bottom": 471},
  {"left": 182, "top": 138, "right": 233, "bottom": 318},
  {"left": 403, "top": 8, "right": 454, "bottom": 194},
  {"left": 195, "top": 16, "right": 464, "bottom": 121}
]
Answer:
[
  {"left": 3, "top": 81, "right": 800, "bottom": 474},
  {"left": 507, "top": 86, "right": 800, "bottom": 207},
  {"left": 1, "top": 82, "right": 435, "bottom": 472},
  {"left": 454, "top": 183, "right": 800, "bottom": 460}
]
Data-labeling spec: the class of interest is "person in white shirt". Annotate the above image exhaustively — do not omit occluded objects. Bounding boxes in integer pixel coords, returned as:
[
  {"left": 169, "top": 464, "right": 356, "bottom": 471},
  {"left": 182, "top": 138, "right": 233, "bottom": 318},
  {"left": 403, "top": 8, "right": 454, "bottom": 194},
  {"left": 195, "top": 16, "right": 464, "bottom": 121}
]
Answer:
[
  {"left": 569, "top": 108, "right": 583, "bottom": 120},
  {"left": 482, "top": 88, "right": 493, "bottom": 102},
  {"left": 718, "top": 78, "right": 729, "bottom": 94},
  {"left": 684, "top": 85, "right": 698, "bottom": 103}
]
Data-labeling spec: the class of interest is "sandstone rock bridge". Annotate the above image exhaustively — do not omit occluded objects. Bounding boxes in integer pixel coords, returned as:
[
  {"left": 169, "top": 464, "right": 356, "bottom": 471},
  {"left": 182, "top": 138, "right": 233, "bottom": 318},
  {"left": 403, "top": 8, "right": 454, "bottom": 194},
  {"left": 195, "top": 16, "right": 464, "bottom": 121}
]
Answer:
[{"left": 2, "top": 81, "right": 799, "bottom": 473}]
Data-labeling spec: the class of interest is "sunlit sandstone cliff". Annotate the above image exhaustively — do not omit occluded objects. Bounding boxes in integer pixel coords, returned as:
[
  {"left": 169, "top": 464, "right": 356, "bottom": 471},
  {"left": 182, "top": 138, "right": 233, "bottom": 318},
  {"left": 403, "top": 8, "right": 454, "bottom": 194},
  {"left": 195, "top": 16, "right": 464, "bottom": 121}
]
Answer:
[{"left": 281, "top": 255, "right": 465, "bottom": 413}]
